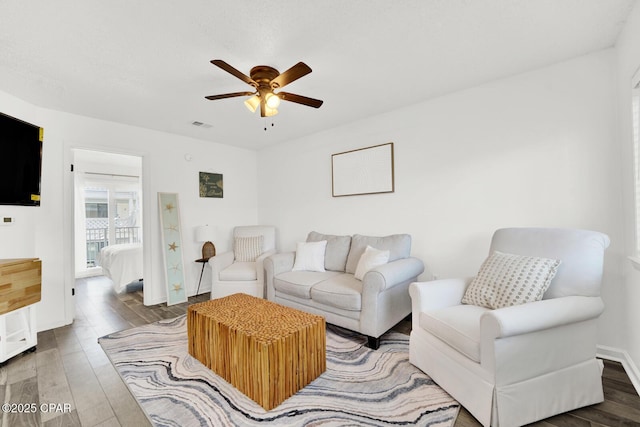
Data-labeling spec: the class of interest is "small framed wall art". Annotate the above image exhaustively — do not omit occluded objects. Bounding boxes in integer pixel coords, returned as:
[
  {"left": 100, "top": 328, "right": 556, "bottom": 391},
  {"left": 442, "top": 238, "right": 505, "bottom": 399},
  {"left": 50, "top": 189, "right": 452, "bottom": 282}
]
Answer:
[
  {"left": 199, "top": 172, "right": 223, "bottom": 198},
  {"left": 331, "top": 142, "right": 394, "bottom": 197}
]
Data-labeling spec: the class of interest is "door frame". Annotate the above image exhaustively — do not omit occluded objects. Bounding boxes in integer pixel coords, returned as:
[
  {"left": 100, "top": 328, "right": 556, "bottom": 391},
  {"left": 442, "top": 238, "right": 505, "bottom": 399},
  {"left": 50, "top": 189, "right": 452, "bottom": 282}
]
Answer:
[{"left": 64, "top": 144, "right": 149, "bottom": 324}]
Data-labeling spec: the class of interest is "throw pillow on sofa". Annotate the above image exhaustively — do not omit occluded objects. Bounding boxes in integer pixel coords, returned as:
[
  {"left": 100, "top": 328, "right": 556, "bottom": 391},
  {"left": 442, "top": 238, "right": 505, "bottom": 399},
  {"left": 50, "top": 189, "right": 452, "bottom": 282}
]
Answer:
[
  {"left": 354, "top": 245, "right": 390, "bottom": 280},
  {"left": 345, "top": 234, "right": 412, "bottom": 274},
  {"left": 306, "top": 231, "right": 352, "bottom": 272},
  {"left": 292, "top": 240, "right": 328, "bottom": 272}
]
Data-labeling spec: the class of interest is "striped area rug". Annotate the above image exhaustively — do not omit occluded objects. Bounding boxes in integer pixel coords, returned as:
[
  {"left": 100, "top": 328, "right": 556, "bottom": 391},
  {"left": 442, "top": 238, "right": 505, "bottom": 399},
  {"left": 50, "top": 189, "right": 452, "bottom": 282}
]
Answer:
[{"left": 98, "top": 315, "right": 459, "bottom": 426}]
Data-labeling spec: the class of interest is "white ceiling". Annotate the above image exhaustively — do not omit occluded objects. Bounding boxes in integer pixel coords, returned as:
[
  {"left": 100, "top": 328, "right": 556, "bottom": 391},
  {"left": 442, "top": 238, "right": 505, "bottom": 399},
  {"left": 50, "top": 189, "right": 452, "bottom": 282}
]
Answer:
[{"left": 0, "top": 0, "right": 635, "bottom": 150}]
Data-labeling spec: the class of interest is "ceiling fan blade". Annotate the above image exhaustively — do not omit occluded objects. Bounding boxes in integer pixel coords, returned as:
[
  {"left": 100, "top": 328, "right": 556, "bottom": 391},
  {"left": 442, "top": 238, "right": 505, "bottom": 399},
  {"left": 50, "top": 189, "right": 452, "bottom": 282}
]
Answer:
[
  {"left": 270, "top": 62, "right": 312, "bottom": 89},
  {"left": 205, "top": 91, "right": 255, "bottom": 101},
  {"left": 210, "top": 60, "right": 256, "bottom": 87},
  {"left": 278, "top": 92, "right": 323, "bottom": 108}
]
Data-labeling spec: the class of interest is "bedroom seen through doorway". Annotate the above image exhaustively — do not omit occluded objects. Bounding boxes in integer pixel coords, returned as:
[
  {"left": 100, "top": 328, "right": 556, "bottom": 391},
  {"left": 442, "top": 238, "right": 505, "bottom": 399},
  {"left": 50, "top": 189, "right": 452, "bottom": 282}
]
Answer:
[{"left": 72, "top": 149, "right": 144, "bottom": 295}]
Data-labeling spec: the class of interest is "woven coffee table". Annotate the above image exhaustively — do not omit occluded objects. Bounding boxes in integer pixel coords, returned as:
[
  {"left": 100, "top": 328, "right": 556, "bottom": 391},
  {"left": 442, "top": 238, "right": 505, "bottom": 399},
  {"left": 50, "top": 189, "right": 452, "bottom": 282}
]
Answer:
[{"left": 187, "top": 293, "right": 326, "bottom": 410}]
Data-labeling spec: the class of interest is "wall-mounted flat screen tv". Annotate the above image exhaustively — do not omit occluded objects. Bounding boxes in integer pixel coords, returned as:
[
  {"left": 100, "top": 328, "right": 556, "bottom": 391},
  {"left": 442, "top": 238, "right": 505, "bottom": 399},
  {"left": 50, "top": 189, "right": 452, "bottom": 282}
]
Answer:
[{"left": 0, "top": 112, "right": 42, "bottom": 206}]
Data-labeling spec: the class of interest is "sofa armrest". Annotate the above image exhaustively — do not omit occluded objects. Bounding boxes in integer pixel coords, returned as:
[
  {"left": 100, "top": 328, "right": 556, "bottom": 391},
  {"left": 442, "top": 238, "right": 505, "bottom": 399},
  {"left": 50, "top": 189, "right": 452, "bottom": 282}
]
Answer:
[
  {"left": 264, "top": 251, "right": 295, "bottom": 275},
  {"left": 208, "top": 251, "right": 234, "bottom": 278},
  {"left": 409, "top": 277, "right": 472, "bottom": 311},
  {"left": 409, "top": 277, "right": 472, "bottom": 331},
  {"left": 257, "top": 249, "right": 276, "bottom": 262},
  {"left": 264, "top": 252, "right": 295, "bottom": 300},
  {"left": 363, "top": 257, "right": 425, "bottom": 293},
  {"left": 479, "top": 296, "right": 605, "bottom": 381},
  {"left": 481, "top": 296, "right": 605, "bottom": 339},
  {"left": 254, "top": 249, "right": 277, "bottom": 285}
]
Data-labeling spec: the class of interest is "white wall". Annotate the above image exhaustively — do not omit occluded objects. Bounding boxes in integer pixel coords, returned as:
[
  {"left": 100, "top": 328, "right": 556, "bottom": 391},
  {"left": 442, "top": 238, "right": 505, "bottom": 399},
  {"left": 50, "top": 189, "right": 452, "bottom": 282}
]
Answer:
[
  {"left": 0, "top": 89, "right": 259, "bottom": 331},
  {"left": 258, "top": 49, "right": 625, "bottom": 350},
  {"left": 615, "top": 0, "right": 640, "bottom": 388},
  {"left": 0, "top": 92, "right": 67, "bottom": 332}
]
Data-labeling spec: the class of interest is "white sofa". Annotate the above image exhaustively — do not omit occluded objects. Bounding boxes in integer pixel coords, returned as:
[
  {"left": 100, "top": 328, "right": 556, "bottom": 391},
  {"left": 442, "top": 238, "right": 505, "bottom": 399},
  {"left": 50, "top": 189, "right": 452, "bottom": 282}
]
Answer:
[
  {"left": 265, "top": 231, "right": 424, "bottom": 348},
  {"left": 409, "top": 227, "right": 610, "bottom": 427}
]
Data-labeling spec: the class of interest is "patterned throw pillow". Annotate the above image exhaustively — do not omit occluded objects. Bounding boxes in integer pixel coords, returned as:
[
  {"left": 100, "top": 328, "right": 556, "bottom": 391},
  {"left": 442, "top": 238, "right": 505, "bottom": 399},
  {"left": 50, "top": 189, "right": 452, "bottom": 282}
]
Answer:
[
  {"left": 461, "top": 251, "right": 561, "bottom": 309},
  {"left": 234, "top": 235, "right": 264, "bottom": 262}
]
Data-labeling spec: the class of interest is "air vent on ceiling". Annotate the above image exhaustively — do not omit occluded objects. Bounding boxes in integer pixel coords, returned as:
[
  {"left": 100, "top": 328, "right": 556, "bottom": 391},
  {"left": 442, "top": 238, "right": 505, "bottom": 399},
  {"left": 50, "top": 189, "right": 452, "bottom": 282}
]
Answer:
[{"left": 191, "top": 121, "right": 212, "bottom": 129}]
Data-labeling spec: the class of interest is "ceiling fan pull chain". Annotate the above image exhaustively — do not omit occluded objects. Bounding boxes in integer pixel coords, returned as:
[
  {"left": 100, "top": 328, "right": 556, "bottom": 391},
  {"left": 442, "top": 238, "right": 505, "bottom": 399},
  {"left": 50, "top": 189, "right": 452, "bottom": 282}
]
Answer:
[{"left": 263, "top": 118, "right": 276, "bottom": 131}]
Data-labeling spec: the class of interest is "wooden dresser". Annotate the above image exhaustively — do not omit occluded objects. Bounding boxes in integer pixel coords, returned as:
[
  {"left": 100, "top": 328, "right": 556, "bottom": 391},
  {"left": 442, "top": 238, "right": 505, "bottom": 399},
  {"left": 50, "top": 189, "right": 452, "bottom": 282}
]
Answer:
[{"left": 0, "top": 258, "right": 41, "bottom": 363}]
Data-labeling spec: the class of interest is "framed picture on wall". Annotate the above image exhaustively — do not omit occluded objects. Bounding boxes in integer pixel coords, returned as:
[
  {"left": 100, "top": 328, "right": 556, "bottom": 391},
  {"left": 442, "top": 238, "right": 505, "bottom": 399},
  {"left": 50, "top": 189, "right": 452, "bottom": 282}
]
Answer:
[
  {"left": 199, "top": 172, "right": 223, "bottom": 198},
  {"left": 331, "top": 142, "right": 394, "bottom": 197}
]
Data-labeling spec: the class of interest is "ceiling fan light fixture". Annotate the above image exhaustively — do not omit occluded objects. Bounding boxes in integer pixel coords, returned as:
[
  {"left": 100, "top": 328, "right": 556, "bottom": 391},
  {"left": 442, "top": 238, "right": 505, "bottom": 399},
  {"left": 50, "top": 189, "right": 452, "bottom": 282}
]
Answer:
[
  {"left": 207, "top": 60, "right": 323, "bottom": 118},
  {"left": 244, "top": 95, "right": 260, "bottom": 113},
  {"left": 265, "top": 92, "right": 281, "bottom": 109},
  {"left": 265, "top": 106, "right": 278, "bottom": 117}
]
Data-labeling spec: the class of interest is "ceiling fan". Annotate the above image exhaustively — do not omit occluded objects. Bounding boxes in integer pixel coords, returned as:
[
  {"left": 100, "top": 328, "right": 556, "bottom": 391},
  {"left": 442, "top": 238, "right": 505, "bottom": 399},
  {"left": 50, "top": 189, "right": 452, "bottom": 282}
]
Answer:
[{"left": 205, "top": 59, "right": 323, "bottom": 117}]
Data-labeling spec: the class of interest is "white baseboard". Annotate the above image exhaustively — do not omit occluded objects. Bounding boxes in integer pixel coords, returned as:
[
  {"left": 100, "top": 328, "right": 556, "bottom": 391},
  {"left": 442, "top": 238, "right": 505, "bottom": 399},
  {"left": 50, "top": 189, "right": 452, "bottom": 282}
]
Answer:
[
  {"left": 38, "top": 318, "right": 72, "bottom": 333},
  {"left": 144, "top": 295, "right": 166, "bottom": 305},
  {"left": 597, "top": 345, "right": 640, "bottom": 395}
]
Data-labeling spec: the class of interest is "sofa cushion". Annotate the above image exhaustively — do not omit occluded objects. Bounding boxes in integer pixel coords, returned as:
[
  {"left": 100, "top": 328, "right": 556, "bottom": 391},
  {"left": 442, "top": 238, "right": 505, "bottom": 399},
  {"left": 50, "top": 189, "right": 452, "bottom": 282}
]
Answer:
[
  {"left": 219, "top": 261, "right": 258, "bottom": 281},
  {"left": 310, "top": 273, "right": 363, "bottom": 311},
  {"left": 354, "top": 245, "right": 390, "bottom": 280},
  {"left": 420, "top": 304, "right": 490, "bottom": 363},
  {"left": 292, "top": 240, "right": 327, "bottom": 272},
  {"left": 274, "top": 271, "right": 342, "bottom": 299},
  {"left": 307, "top": 231, "right": 352, "bottom": 272},
  {"left": 346, "top": 234, "right": 412, "bottom": 274}
]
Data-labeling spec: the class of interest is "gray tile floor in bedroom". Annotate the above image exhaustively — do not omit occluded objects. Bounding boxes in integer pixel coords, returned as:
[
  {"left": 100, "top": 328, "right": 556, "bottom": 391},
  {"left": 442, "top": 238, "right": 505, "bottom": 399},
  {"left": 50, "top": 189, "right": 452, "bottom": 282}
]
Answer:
[{"left": 1, "top": 275, "right": 639, "bottom": 427}]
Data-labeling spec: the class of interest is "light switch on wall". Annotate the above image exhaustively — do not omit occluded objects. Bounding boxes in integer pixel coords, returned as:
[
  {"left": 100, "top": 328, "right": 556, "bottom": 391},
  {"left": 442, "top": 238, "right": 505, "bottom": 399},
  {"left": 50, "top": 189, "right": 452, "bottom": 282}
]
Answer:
[{"left": 1, "top": 216, "right": 15, "bottom": 225}]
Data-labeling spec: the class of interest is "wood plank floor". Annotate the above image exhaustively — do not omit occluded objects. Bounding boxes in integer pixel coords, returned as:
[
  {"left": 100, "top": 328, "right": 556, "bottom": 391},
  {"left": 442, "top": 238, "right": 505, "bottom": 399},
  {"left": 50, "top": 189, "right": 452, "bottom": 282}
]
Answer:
[
  {"left": 0, "top": 276, "right": 209, "bottom": 427},
  {"left": 1, "top": 275, "right": 638, "bottom": 426}
]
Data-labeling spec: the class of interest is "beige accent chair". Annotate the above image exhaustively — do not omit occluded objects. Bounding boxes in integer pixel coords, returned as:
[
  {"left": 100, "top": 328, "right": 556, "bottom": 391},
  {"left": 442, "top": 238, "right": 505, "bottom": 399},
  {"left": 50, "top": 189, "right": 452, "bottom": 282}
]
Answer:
[
  {"left": 208, "top": 225, "right": 276, "bottom": 299},
  {"left": 409, "top": 227, "right": 610, "bottom": 427}
]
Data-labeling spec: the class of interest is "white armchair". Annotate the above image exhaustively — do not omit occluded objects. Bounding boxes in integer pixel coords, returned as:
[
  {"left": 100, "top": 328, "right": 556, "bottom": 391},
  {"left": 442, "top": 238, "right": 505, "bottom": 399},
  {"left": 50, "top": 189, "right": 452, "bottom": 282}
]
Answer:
[
  {"left": 409, "top": 227, "right": 610, "bottom": 427},
  {"left": 208, "top": 225, "right": 276, "bottom": 299}
]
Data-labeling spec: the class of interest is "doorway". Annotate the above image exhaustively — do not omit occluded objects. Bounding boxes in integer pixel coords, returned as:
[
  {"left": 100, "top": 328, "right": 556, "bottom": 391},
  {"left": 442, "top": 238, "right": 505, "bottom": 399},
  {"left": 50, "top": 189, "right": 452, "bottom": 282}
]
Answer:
[{"left": 72, "top": 149, "right": 144, "bottom": 295}]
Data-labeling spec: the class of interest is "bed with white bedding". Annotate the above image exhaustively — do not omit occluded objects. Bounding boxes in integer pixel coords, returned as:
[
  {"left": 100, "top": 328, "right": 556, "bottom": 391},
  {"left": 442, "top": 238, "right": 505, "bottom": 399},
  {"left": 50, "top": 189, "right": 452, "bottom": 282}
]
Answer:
[{"left": 96, "top": 243, "right": 143, "bottom": 293}]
